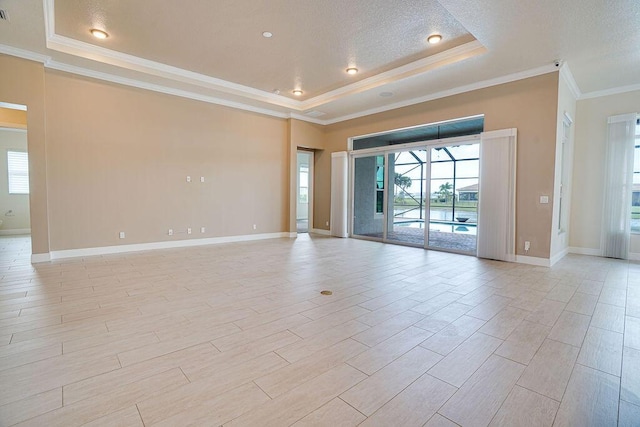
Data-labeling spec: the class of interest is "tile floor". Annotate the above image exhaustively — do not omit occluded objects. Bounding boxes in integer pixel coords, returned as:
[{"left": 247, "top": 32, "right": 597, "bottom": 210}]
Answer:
[{"left": 0, "top": 234, "right": 638, "bottom": 426}]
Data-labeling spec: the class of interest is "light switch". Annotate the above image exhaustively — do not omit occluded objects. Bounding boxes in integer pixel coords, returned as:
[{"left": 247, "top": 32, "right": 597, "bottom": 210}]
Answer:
[
  {"left": 540, "top": 195, "right": 549, "bottom": 204},
  {"left": 200, "top": 176, "right": 205, "bottom": 183},
  {"left": 186, "top": 176, "right": 191, "bottom": 182}
]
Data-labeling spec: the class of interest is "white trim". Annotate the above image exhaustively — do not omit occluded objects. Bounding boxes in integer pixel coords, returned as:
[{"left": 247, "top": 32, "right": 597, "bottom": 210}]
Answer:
[
  {"left": 48, "top": 232, "right": 290, "bottom": 261},
  {"left": 568, "top": 246, "right": 602, "bottom": 257},
  {"left": 323, "top": 65, "right": 558, "bottom": 125},
  {"left": 515, "top": 255, "right": 551, "bottom": 267},
  {"left": 549, "top": 248, "right": 569, "bottom": 266},
  {"left": 301, "top": 41, "right": 487, "bottom": 110},
  {"left": 289, "top": 113, "right": 326, "bottom": 126},
  {"left": 607, "top": 113, "right": 638, "bottom": 124},
  {"left": 0, "top": 125, "right": 27, "bottom": 132},
  {"left": 0, "top": 228, "right": 31, "bottom": 235},
  {"left": 0, "top": 102, "right": 28, "bottom": 111},
  {"left": 629, "top": 252, "right": 640, "bottom": 262},
  {"left": 0, "top": 43, "right": 50, "bottom": 64},
  {"left": 31, "top": 253, "right": 51, "bottom": 263},
  {"left": 310, "top": 228, "right": 331, "bottom": 236},
  {"left": 559, "top": 64, "right": 582, "bottom": 99},
  {"left": 287, "top": 232, "right": 297, "bottom": 238},
  {"left": 580, "top": 83, "right": 640, "bottom": 100}
]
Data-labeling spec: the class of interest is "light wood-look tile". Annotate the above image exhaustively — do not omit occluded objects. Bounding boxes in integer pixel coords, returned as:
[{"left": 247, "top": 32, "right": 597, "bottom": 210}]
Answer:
[
  {"left": 577, "top": 326, "right": 623, "bottom": 376},
  {"left": 488, "top": 385, "right": 558, "bottom": 427},
  {"left": 439, "top": 355, "right": 525, "bottom": 427},
  {"left": 0, "top": 388, "right": 62, "bottom": 426},
  {"left": 81, "top": 406, "right": 143, "bottom": 427},
  {"left": 547, "top": 310, "right": 591, "bottom": 347},
  {"left": 428, "top": 332, "right": 502, "bottom": 387},
  {"left": 424, "top": 413, "right": 461, "bottom": 427},
  {"left": 347, "top": 326, "right": 432, "bottom": 375},
  {"left": 340, "top": 346, "right": 441, "bottom": 416},
  {"left": 360, "top": 373, "right": 456, "bottom": 427},
  {"left": 590, "top": 302, "right": 625, "bottom": 333},
  {"left": 525, "top": 299, "right": 566, "bottom": 326},
  {"left": 1, "top": 236, "right": 638, "bottom": 427},
  {"left": 618, "top": 400, "right": 640, "bottom": 427},
  {"left": 516, "top": 338, "right": 579, "bottom": 401},
  {"left": 292, "top": 398, "right": 366, "bottom": 427},
  {"left": 621, "top": 346, "right": 640, "bottom": 406},
  {"left": 478, "top": 305, "right": 529, "bottom": 340},
  {"left": 565, "top": 292, "right": 598, "bottom": 315},
  {"left": 553, "top": 364, "right": 620, "bottom": 427},
  {"left": 624, "top": 315, "right": 640, "bottom": 350},
  {"left": 420, "top": 315, "right": 486, "bottom": 356},
  {"left": 226, "top": 364, "right": 366, "bottom": 426},
  {"left": 494, "top": 320, "right": 551, "bottom": 365},
  {"left": 255, "top": 338, "right": 367, "bottom": 398},
  {"left": 352, "top": 310, "right": 424, "bottom": 347}
]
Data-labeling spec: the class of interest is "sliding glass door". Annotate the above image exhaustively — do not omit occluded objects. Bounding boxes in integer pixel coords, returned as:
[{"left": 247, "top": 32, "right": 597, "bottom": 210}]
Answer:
[
  {"left": 350, "top": 139, "right": 479, "bottom": 255},
  {"left": 428, "top": 144, "right": 479, "bottom": 253}
]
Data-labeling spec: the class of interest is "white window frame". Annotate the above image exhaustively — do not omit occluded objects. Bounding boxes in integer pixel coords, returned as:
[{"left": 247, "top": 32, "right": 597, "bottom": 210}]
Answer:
[{"left": 7, "top": 150, "right": 29, "bottom": 195}]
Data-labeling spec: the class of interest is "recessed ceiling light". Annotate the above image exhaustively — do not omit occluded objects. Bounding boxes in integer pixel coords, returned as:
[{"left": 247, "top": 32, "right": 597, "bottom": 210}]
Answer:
[
  {"left": 90, "top": 29, "right": 109, "bottom": 39},
  {"left": 346, "top": 67, "right": 358, "bottom": 75},
  {"left": 262, "top": 31, "right": 273, "bottom": 38},
  {"left": 379, "top": 92, "right": 394, "bottom": 97},
  {"left": 292, "top": 89, "right": 303, "bottom": 96},
  {"left": 427, "top": 34, "right": 442, "bottom": 44}
]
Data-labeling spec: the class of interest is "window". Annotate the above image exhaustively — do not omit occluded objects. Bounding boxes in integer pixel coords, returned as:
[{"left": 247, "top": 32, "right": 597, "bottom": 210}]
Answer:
[
  {"left": 7, "top": 150, "right": 29, "bottom": 194},
  {"left": 375, "top": 155, "right": 384, "bottom": 214},
  {"left": 632, "top": 118, "right": 640, "bottom": 232}
]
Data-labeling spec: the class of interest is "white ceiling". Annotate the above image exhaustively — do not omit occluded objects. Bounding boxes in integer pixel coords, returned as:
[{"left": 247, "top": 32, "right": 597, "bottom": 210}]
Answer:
[{"left": 0, "top": 0, "right": 638, "bottom": 123}]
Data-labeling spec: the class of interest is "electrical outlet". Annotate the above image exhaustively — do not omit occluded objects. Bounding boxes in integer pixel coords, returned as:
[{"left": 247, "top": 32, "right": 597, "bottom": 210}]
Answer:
[
  {"left": 325, "top": 221, "right": 329, "bottom": 227},
  {"left": 119, "top": 231, "right": 125, "bottom": 239},
  {"left": 187, "top": 228, "right": 192, "bottom": 234},
  {"left": 253, "top": 224, "right": 257, "bottom": 230},
  {"left": 168, "top": 229, "right": 173, "bottom": 236},
  {"left": 200, "top": 227, "right": 205, "bottom": 233},
  {"left": 186, "top": 176, "right": 191, "bottom": 182},
  {"left": 524, "top": 241, "right": 531, "bottom": 251},
  {"left": 200, "top": 176, "right": 205, "bottom": 183}
]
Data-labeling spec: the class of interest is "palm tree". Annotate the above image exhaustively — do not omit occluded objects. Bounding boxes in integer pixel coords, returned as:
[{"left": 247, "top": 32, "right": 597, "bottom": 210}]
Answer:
[
  {"left": 438, "top": 182, "right": 453, "bottom": 203},
  {"left": 394, "top": 173, "right": 412, "bottom": 202}
]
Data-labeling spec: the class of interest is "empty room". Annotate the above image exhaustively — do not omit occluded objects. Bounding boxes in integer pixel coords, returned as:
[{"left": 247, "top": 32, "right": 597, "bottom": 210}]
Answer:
[{"left": 0, "top": 0, "right": 639, "bottom": 426}]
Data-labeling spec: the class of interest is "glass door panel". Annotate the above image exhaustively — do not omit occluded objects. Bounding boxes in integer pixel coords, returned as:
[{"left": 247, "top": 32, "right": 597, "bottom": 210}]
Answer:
[
  {"left": 428, "top": 144, "right": 479, "bottom": 253},
  {"left": 353, "top": 155, "right": 385, "bottom": 239},
  {"left": 386, "top": 149, "right": 427, "bottom": 246}
]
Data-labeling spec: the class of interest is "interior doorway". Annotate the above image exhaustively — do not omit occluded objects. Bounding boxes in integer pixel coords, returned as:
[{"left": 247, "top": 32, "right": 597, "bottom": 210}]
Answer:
[
  {"left": 296, "top": 151, "right": 313, "bottom": 233},
  {"left": 0, "top": 102, "right": 31, "bottom": 266}
]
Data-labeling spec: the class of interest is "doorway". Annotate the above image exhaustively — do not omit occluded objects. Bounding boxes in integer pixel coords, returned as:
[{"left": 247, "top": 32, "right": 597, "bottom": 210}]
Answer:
[
  {"left": 0, "top": 103, "right": 31, "bottom": 265},
  {"left": 350, "top": 137, "right": 479, "bottom": 255},
  {"left": 296, "top": 151, "right": 313, "bottom": 233}
]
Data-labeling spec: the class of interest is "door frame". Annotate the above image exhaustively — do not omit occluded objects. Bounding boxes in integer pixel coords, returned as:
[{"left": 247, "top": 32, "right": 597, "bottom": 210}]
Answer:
[{"left": 296, "top": 150, "right": 314, "bottom": 233}]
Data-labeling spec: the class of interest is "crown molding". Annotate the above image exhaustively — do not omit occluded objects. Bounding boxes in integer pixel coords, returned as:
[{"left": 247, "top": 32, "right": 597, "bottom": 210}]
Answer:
[
  {"left": 46, "top": 60, "right": 291, "bottom": 119},
  {"left": 299, "top": 40, "right": 487, "bottom": 110},
  {"left": 559, "top": 64, "right": 581, "bottom": 99},
  {"left": 579, "top": 82, "right": 640, "bottom": 100},
  {"left": 322, "top": 64, "right": 559, "bottom": 125},
  {"left": 0, "top": 43, "right": 50, "bottom": 64}
]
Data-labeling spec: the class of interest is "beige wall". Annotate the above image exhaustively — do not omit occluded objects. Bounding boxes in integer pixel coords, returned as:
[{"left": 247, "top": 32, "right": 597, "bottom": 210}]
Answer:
[
  {"left": 550, "top": 74, "right": 577, "bottom": 259},
  {"left": 0, "top": 55, "right": 49, "bottom": 255},
  {"left": 0, "top": 107, "right": 27, "bottom": 129},
  {"left": 0, "top": 129, "right": 31, "bottom": 231},
  {"left": 44, "top": 71, "right": 289, "bottom": 251},
  {"left": 571, "top": 90, "right": 640, "bottom": 254},
  {"left": 288, "top": 119, "right": 325, "bottom": 231},
  {"left": 320, "top": 73, "right": 559, "bottom": 258}
]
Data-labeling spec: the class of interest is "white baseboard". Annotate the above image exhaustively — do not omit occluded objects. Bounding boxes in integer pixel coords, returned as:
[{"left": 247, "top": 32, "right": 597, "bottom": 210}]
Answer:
[
  {"left": 31, "top": 253, "right": 51, "bottom": 263},
  {"left": 309, "top": 228, "right": 331, "bottom": 236},
  {"left": 0, "top": 228, "right": 31, "bottom": 236},
  {"left": 516, "top": 255, "right": 551, "bottom": 267},
  {"left": 45, "top": 232, "right": 290, "bottom": 261},
  {"left": 568, "top": 247, "right": 602, "bottom": 257},
  {"left": 630, "top": 252, "right": 640, "bottom": 261},
  {"left": 549, "top": 248, "right": 569, "bottom": 267}
]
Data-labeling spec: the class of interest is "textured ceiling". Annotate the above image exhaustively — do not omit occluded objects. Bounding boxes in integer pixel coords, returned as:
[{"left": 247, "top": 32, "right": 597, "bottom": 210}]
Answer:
[{"left": 0, "top": 0, "right": 638, "bottom": 122}]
